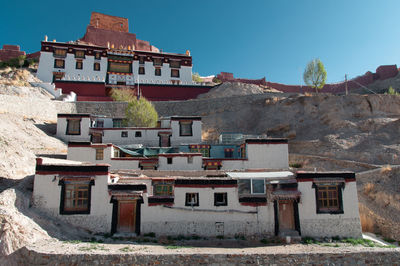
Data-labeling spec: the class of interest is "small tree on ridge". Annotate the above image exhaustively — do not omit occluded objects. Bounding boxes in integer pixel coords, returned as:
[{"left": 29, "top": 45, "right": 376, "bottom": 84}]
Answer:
[{"left": 303, "top": 58, "right": 327, "bottom": 93}]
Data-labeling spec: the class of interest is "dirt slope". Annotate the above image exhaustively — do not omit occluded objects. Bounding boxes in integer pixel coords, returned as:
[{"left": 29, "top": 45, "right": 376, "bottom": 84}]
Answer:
[{"left": 155, "top": 93, "right": 400, "bottom": 166}]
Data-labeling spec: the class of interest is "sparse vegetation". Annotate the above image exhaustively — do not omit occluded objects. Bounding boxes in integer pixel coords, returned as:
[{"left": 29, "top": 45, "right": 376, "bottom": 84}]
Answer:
[
  {"left": 165, "top": 245, "right": 193, "bottom": 249},
  {"left": 192, "top": 72, "right": 203, "bottom": 83},
  {"left": 111, "top": 88, "right": 158, "bottom": 127},
  {"left": 363, "top": 182, "right": 375, "bottom": 195},
  {"left": 119, "top": 246, "right": 134, "bottom": 252},
  {"left": 143, "top": 232, "right": 156, "bottom": 238},
  {"left": 303, "top": 58, "right": 327, "bottom": 93},
  {"left": 385, "top": 86, "right": 399, "bottom": 95},
  {"left": 0, "top": 55, "right": 38, "bottom": 69},
  {"left": 290, "top": 163, "right": 302, "bottom": 168},
  {"left": 212, "top": 77, "right": 222, "bottom": 84}
]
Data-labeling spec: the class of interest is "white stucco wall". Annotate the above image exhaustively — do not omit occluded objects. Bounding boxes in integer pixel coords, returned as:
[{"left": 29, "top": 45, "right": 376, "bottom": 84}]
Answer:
[
  {"left": 56, "top": 117, "right": 91, "bottom": 142},
  {"left": 141, "top": 186, "right": 274, "bottom": 237},
  {"left": 33, "top": 173, "right": 113, "bottom": 233},
  {"left": 102, "top": 129, "right": 167, "bottom": 146},
  {"left": 132, "top": 61, "right": 194, "bottom": 85},
  {"left": 158, "top": 155, "right": 203, "bottom": 171},
  {"left": 37, "top": 51, "right": 108, "bottom": 83},
  {"left": 246, "top": 143, "right": 289, "bottom": 169},
  {"left": 297, "top": 181, "right": 362, "bottom": 238}
]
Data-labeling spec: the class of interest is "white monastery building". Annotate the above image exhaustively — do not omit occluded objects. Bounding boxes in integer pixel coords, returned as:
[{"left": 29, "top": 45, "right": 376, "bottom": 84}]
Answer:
[{"left": 32, "top": 112, "right": 362, "bottom": 239}]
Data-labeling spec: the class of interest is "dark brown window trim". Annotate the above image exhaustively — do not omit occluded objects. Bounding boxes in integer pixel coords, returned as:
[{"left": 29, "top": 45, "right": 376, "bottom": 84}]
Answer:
[
  {"left": 75, "top": 60, "right": 83, "bottom": 70},
  {"left": 66, "top": 119, "right": 81, "bottom": 135},
  {"left": 59, "top": 179, "right": 94, "bottom": 215},
  {"left": 74, "top": 50, "right": 85, "bottom": 59},
  {"left": 171, "top": 69, "right": 180, "bottom": 78},
  {"left": 185, "top": 193, "right": 199, "bottom": 206},
  {"left": 54, "top": 59, "right": 65, "bottom": 69},
  {"left": 139, "top": 66, "right": 145, "bottom": 75},
  {"left": 214, "top": 192, "right": 228, "bottom": 206},
  {"left": 313, "top": 183, "right": 344, "bottom": 214},
  {"left": 94, "top": 62, "right": 101, "bottom": 71}
]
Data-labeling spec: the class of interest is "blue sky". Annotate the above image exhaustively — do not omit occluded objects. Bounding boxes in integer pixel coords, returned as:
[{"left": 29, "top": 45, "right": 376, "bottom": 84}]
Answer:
[{"left": 2, "top": 0, "right": 400, "bottom": 84}]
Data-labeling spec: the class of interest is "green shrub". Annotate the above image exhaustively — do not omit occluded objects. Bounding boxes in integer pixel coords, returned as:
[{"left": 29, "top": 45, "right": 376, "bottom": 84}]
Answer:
[
  {"left": 386, "top": 86, "right": 399, "bottom": 95},
  {"left": 111, "top": 88, "right": 158, "bottom": 128},
  {"left": 290, "top": 163, "right": 302, "bottom": 168}
]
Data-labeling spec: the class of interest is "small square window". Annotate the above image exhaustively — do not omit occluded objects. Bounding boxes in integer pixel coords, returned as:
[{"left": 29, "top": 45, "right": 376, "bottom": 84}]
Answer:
[
  {"left": 139, "top": 66, "right": 145, "bottom": 75},
  {"left": 96, "top": 120, "right": 104, "bottom": 128},
  {"left": 187, "top": 156, "right": 193, "bottom": 164},
  {"left": 94, "top": 62, "right": 100, "bottom": 71},
  {"left": 171, "top": 69, "right": 180, "bottom": 78},
  {"left": 214, "top": 193, "right": 227, "bottom": 206},
  {"left": 95, "top": 149, "right": 104, "bottom": 160},
  {"left": 135, "top": 131, "right": 142, "bottom": 137},
  {"left": 238, "top": 179, "right": 251, "bottom": 195},
  {"left": 153, "top": 58, "right": 163, "bottom": 66},
  {"left": 252, "top": 179, "right": 265, "bottom": 194},
  {"left": 315, "top": 184, "right": 343, "bottom": 214},
  {"left": 185, "top": 193, "right": 199, "bottom": 206},
  {"left": 167, "top": 157, "right": 173, "bottom": 164},
  {"left": 95, "top": 52, "right": 101, "bottom": 60},
  {"left": 155, "top": 68, "right": 161, "bottom": 76},
  {"left": 170, "top": 60, "right": 181, "bottom": 68},
  {"left": 75, "top": 50, "right": 85, "bottom": 59},
  {"left": 153, "top": 181, "right": 173, "bottom": 196},
  {"left": 139, "top": 56, "right": 145, "bottom": 64},
  {"left": 121, "top": 131, "right": 128, "bottom": 137},
  {"left": 179, "top": 121, "right": 192, "bottom": 136},
  {"left": 53, "top": 49, "right": 67, "bottom": 58},
  {"left": 61, "top": 182, "right": 92, "bottom": 214},
  {"left": 76, "top": 60, "right": 83, "bottom": 69},
  {"left": 54, "top": 59, "right": 65, "bottom": 69},
  {"left": 224, "top": 148, "right": 233, "bottom": 158},
  {"left": 66, "top": 119, "right": 80, "bottom": 135},
  {"left": 113, "top": 119, "right": 122, "bottom": 128}
]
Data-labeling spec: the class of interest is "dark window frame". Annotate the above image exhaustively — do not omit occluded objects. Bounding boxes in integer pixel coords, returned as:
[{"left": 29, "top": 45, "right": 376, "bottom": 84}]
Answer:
[
  {"left": 224, "top": 148, "right": 233, "bottom": 158},
  {"left": 75, "top": 60, "right": 83, "bottom": 70},
  {"left": 155, "top": 68, "right": 162, "bottom": 76},
  {"left": 179, "top": 121, "right": 193, "bottom": 136},
  {"left": 94, "top": 62, "right": 101, "bottom": 71},
  {"left": 313, "top": 183, "right": 344, "bottom": 214},
  {"left": 135, "top": 131, "right": 142, "bottom": 137},
  {"left": 171, "top": 69, "right": 180, "bottom": 78},
  {"left": 66, "top": 119, "right": 81, "bottom": 135},
  {"left": 121, "top": 131, "right": 128, "bottom": 137},
  {"left": 59, "top": 179, "right": 94, "bottom": 215},
  {"left": 95, "top": 148, "right": 104, "bottom": 160},
  {"left": 94, "top": 52, "right": 101, "bottom": 60},
  {"left": 214, "top": 192, "right": 228, "bottom": 206},
  {"left": 167, "top": 157, "right": 173, "bottom": 164},
  {"left": 153, "top": 58, "right": 163, "bottom": 66},
  {"left": 139, "top": 66, "right": 145, "bottom": 75},
  {"left": 74, "top": 50, "right": 85, "bottom": 59},
  {"left": 185, "top": 193, "right": 199, "bottom": 207},
  {"left": 113, "top": 119, "right": 122, "bottom": 128},
  {"left": 53, "top": 48, "right": 67, "bottom": 58},
  {"left": 54, "top": 59, "right": 65, "bottom": 69}
]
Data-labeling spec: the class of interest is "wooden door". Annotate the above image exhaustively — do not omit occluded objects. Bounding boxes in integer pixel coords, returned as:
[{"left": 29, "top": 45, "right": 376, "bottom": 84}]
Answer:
[
  {"left": 278, "top": 200, "right": 295, "bottom": 230},
  {"left": 117, "top": 201, "right": 136, "bottom": 233}
]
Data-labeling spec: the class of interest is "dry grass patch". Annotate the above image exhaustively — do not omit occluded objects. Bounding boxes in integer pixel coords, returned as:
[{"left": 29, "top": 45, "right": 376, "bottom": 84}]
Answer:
[
  {"left": 363, "top": 183, "right": 375, "bottom": 196},
  {"left": 380, "top": 165, "right": 392, "bottom": 174}
]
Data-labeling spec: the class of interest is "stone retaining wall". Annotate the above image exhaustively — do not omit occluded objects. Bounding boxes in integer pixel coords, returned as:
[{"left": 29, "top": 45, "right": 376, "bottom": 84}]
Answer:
[{"left": 6, "top": 247, "right": 400, "bottom": 265}]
